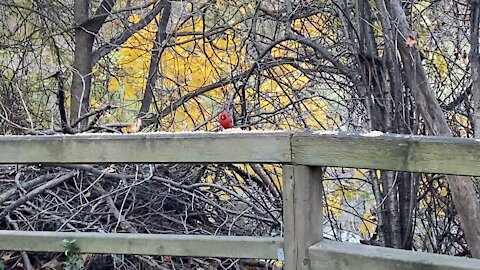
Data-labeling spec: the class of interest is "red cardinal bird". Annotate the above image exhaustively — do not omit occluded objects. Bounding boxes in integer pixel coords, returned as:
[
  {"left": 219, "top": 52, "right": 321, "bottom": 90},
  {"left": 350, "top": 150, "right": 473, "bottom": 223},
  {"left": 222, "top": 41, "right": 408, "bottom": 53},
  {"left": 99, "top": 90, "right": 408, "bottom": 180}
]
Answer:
[{"left": 218, "top": 111, "right": 233, "bottom": 129}]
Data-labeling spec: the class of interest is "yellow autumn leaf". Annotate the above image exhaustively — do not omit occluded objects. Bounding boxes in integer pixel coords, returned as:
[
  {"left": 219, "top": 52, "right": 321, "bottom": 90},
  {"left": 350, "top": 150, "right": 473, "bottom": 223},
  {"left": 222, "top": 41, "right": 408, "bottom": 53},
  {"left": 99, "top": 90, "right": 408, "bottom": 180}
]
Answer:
[
  {"left": 108, "top": 77, "right": 120, "bottom": 91},
  {"left": 217, "top": 191, "right": 231, "bottom": 201},
  {"left": 438, "top": 186, "right": 448, "bottom": 197},
  {"left": 359, "top": 211, "right": 377, "bottom": 237},
  {"left": 447, "top": 112, "right": 470, "bottom": 137},
  {"left": 353, "top": 169, "right": 368, "bottom": 179},
  {"left": 412, "top": 0, "right": 432, "bottom": 13},
  {"left": 124, "top": 84, "right": 139, "bottom": 100},
  {"left": 324, "top": 194, "right": 343, "bottom": 218}
]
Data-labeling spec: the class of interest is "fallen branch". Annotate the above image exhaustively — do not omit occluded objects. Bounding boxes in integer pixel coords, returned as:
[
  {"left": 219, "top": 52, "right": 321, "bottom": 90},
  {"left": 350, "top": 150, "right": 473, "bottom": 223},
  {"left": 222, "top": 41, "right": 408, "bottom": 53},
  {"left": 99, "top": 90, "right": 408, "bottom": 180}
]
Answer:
[
  {"left": 0, "top": 171, "right": 76, "bottom": 219},
  {"left": 0, "top": 174, "right": 57, "bottom": 205}
]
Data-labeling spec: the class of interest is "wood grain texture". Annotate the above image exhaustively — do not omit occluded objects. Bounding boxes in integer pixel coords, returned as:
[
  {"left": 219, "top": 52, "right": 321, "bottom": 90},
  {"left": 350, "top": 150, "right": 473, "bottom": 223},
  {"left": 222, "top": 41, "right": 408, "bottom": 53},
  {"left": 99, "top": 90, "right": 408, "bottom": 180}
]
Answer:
[
  {"left": 309, "top": 240, "right": 480, "bottom": 270},
  {"left": 2, "top": 131, "right": 480, "bottom": 176},
  {"left": 0, "top": 230, "right": 283, "bottom": 259},
  {"left": 283, "top": 165, "right": 323, "bottom": 270},
  {"left": 0, "top": 132, "right": 292, "bottom": 164},
  {"left": 293, "top": 132, "right": 480, "bottom": 176}
]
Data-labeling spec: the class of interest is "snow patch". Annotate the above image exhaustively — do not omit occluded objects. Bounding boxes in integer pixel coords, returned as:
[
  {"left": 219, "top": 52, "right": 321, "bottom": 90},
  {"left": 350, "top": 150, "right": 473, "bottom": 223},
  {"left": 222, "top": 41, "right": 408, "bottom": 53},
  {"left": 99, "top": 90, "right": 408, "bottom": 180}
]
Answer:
[
  {"left": 313, "top": 130, "right": 339, "bottom": 135},
  {"left": 361, "top": 131, "right": 384, "bottom": 137},
  {"left": 220, "top": 128, "right": 244, "bottom": 133}
]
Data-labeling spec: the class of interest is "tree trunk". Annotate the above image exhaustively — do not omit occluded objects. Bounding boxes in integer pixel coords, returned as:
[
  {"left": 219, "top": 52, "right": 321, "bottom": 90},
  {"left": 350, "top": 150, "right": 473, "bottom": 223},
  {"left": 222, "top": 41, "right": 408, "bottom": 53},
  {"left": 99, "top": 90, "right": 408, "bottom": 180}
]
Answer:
[
  {"left": 71, "top": 0, "right": 92, "bottom": 125},
  {"left": 471, "top": 3, "right": 480, "bottom": 136},
  {"left": 139, "top": 0, "right": 171, "bottom": 119},
  {"left": 355, "top": 0, "right": 411, "bottom": 249},
  {"left": 71, "top": 0, "right": 117, "bottom": 127}
]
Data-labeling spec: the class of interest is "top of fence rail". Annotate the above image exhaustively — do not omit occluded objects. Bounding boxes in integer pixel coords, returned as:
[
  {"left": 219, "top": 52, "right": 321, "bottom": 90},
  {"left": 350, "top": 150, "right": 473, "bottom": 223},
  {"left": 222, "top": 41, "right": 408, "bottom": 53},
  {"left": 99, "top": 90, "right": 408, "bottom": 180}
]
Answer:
[
  {"left": 0, "top": 131, "right": 479, "bottom": 176},
  {"left": 0, "top": 131, "right": 293, "bottom": 164},
  {"left": 292, "top": 131, "right": 480, "bottom": 176}
]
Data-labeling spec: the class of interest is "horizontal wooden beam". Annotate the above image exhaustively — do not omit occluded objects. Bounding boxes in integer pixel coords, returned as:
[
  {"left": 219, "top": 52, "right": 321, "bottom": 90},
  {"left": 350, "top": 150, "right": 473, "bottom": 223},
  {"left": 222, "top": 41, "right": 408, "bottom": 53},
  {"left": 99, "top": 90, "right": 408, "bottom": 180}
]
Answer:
[
  {"left": 309, "top": 240, "right": 480, "bottom": 270},
  {"left": 293, "top": 132, "right": 480, "bottom": 176},
  {"left": 0, "top": 230, "right": 283, "bottom": 259},
  {"left": 0, "top": 132, "right": 292, "bottom": 164},
  {"left": 2, "top": 131, "right": 480, "bottom": 175}
]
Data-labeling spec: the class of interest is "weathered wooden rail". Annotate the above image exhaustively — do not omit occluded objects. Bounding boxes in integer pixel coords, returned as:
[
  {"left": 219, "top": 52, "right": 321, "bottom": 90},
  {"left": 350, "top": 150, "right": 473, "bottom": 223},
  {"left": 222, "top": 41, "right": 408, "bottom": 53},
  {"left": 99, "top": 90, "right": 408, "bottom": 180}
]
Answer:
[{"left": 1, "top": 131, "right": 480, "bottom": 270}]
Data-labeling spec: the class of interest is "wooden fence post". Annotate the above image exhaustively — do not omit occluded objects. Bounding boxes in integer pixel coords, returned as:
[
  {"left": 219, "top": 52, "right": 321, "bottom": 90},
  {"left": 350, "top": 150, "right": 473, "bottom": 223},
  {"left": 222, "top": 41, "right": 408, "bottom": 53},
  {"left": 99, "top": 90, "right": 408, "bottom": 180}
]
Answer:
[{"left": 282, "top": 165, "right": 324, "bottom": 270}]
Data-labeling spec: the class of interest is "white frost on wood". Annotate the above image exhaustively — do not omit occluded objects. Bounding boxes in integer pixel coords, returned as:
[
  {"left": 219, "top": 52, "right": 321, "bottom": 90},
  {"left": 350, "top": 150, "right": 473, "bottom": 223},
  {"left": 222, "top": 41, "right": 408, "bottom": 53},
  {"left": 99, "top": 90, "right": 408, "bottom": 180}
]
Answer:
[
  {"left": 0, "top": 130, "right": 290, "bottom": 138},
  {"left": 118, "top": 129, "right": 288, "bottom": 134},
  {"left": 220, "top": 128, "right": 244, "bottom": 133},
  {"left": 312, "top": 130, "right": 339, "bottom": 135},
  {"left": 361, "top": 131, "right": 384, "bottom": 137}
]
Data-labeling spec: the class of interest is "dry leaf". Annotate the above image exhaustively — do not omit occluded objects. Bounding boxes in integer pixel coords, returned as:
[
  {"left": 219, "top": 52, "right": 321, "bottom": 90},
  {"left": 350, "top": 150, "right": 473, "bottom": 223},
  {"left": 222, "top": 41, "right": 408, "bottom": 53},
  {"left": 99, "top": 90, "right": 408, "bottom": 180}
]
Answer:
[
  {"left": 123, "top": 118, "right": 142, "bottom": 133},
  {"left": 81, "top": 254, "right": 92, "bottom": 261},
  {"left": 105, "top": 166, "right": 116, "bottom": 173},
  {"left": 405, "top": 35, "right": 417, "bottom": 48},
  {"left": 1, "top": 252, "right": 14, "bottom": 261},
  {"left": 41, "top": 258, "right": 62, "bottom": 270}
]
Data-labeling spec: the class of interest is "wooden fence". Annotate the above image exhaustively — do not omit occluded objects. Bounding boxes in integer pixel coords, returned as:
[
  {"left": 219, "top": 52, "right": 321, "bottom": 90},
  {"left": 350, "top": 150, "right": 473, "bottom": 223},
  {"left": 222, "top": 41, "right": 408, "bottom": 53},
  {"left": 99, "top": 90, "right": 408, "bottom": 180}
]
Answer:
[{"left": 1, "top": 131, "right": 480, "bottom": 269}]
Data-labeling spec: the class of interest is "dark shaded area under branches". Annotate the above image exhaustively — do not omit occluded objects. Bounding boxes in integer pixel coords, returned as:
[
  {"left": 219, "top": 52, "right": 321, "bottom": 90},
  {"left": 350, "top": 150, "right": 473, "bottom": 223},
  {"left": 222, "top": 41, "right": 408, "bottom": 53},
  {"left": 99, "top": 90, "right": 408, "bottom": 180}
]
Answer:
[{"left": 0, "top": 163, "right": 282, "bottom": 269}]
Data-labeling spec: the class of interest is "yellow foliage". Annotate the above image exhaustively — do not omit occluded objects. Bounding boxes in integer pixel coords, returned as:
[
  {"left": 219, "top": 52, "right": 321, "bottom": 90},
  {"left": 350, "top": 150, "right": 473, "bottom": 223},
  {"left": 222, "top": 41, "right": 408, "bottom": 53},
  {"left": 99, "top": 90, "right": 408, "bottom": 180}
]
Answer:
[
  {"left": 324, "top": 194, "right": 342, "bottom": 218},
  {"left": 218, "top": 191, "right": 231, "bottom": 201},
  {"left": 454, "top": 113, "right": 470, "bottom": 137},
  {"left": 239, "top": 5, "right": 247, "bottom": 15},
  {"left": 109, "top": 76, "right": 120, "bottom": 91},
  {"left": 90, "top": 98, "right": 101, "bottom": 110},
  {"left": 204, "top": 175, "right": 214, "bottom": 184},
  {"left": 412, "top": 0, "right": 432, "bottom": 13},
  {"left": 107, "top": 13, "right": 155, "bottom": 110},
  {"left": 427, "top": 51, "right": 448, "bottom": 80},
  {"left": 271, "top": 41, "right": 300, "bottom": 58},
  {"left": 107, "top": 7, "right": 336, "bottom": 131},
  {"left": 437, "top": 209, "right": 446, "bottom": 217},
  {"left": 359, "top": 211, "right": 377, "bottom": 238},
  {"left": 264, "top": 164, "right": 282, "bottom": 189},
  {"left": 418, "top": 176, "right": 450, "bottom": 218},
  {"left": 353, "top": 169, "right": 368, "bottom": 180},
  {"left": 438, "top": 186, "right": 448, "bottom": 197}
]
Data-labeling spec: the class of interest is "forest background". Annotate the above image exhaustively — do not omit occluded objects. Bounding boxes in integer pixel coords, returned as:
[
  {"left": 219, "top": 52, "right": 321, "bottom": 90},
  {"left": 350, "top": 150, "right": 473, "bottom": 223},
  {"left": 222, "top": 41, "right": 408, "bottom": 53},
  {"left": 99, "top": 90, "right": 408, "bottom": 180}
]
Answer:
[{"left": 1, "top": 0, "right": 480, "bottom": 269}]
